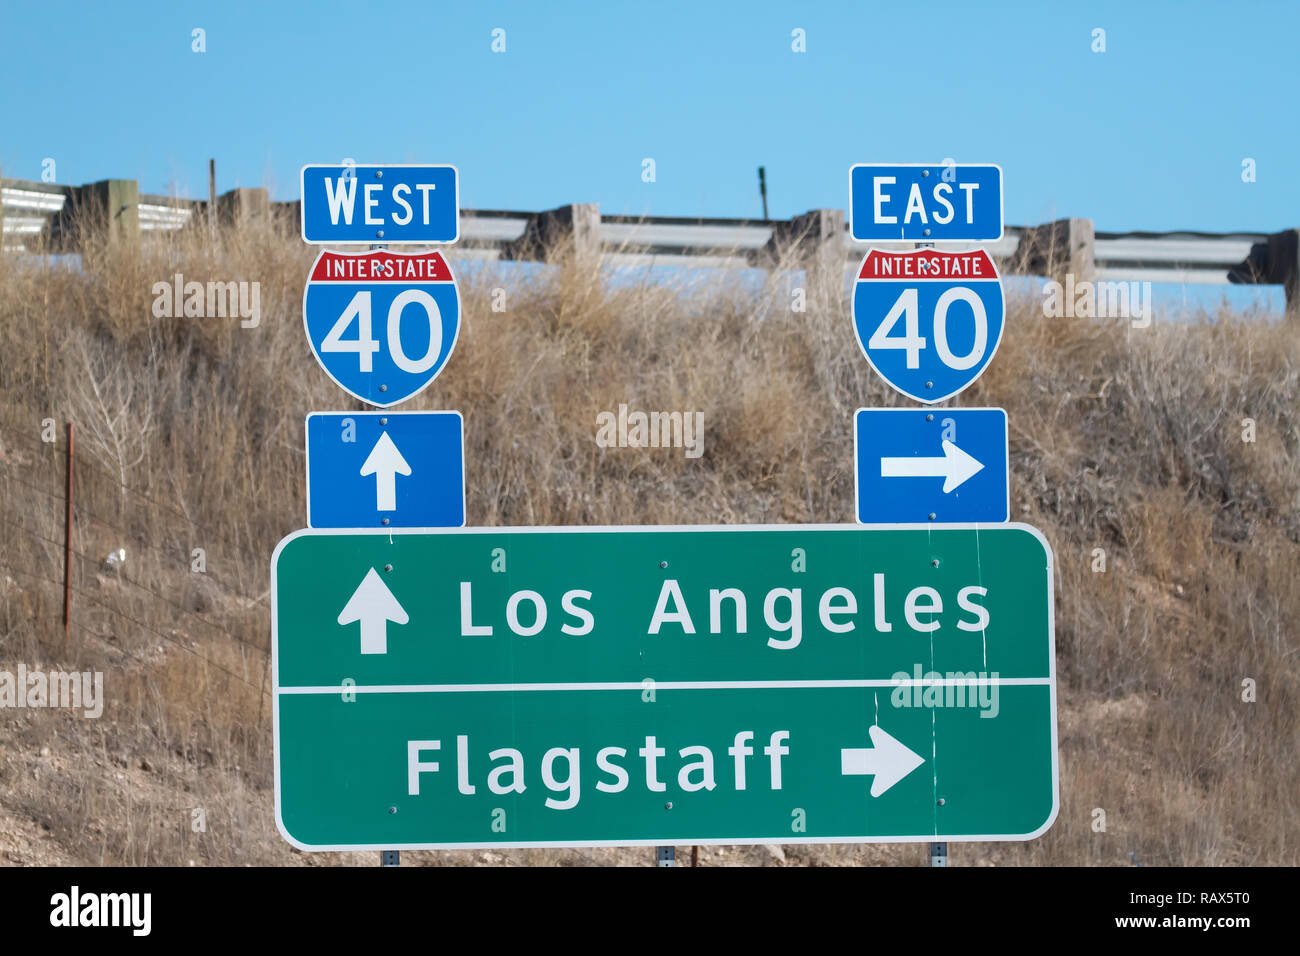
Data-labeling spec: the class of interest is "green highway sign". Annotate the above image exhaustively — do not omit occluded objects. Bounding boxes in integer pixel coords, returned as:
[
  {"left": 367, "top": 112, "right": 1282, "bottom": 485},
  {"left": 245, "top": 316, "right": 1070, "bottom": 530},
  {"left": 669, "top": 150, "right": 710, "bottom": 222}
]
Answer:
[{"left": 271, "top": 524, "right": 1057, "bottom": 850}]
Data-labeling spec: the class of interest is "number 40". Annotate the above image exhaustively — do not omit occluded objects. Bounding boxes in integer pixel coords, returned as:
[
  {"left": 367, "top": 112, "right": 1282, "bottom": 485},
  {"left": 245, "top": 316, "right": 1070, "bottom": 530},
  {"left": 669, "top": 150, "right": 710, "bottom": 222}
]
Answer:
[
  {"left": 867, "top": 287, "right": 988, "bottom": 371},
  {"left": 321, "top": 290, "right": 443, "bottom": 373}
]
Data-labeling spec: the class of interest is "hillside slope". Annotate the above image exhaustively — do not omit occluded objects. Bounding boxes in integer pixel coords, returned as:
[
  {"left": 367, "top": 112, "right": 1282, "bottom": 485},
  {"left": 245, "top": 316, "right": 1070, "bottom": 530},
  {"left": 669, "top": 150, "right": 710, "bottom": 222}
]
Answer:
[{"left": 0, "top": 225, "right": 1296, "bottom": 865}]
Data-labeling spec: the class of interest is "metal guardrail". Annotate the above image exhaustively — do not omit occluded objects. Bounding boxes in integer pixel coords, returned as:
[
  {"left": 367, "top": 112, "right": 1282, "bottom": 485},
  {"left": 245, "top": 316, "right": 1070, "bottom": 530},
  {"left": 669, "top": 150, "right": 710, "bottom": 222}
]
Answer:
[
  {"left": 137, "top": 199, "right": 193, "bottom": 231},
  {"left": 1, "top": 183, "right": 67, "bottom": 238},
  {"left": 2, "top": 178, "right": 1294, "bottom": 305},
  {"left": 1093, "top": 232, "right": 1270, "bottom": 285}
]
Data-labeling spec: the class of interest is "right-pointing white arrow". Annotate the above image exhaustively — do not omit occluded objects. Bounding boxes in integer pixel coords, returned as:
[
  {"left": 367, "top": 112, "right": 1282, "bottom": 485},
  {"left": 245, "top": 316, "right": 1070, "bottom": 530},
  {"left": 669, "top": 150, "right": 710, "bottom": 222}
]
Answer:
[
  {"left": 880, "top": 439, "right": 985, "bottom": 493},
  {"left": 337, "top": 568, "right": 409, "bottom": 655},
  {"left": 359, "top": 431, "right": 412, "bottom": 512},
  {"left": 841, "top": 725, "right": 926, "bottom": 797}
]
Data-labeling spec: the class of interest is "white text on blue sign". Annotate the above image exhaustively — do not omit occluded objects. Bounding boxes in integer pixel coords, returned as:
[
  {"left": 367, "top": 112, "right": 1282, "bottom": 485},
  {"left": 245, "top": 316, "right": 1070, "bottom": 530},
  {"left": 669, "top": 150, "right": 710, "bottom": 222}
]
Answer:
[
  {"left": 300, "top": 164, "right": 459, "bottom": 244},
  {"left": 850, "top": 164, "right": 1003, "bottom": 242}
]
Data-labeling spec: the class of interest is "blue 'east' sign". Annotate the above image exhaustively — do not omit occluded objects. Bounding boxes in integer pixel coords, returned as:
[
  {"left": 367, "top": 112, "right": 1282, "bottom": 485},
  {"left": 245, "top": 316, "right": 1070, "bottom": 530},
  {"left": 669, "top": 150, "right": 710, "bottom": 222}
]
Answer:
[
  {"left": 301, "top": 164, "right": 459, "bottom": 244},
  {"left": 305, "top": 411, "right": 465, "bottom": 529},
  {"left": 854, "top": 407, "right": 1008, "bottom": 524},
  {"left": 850, "top": 164, "right": 1003, "bottom": 242}
]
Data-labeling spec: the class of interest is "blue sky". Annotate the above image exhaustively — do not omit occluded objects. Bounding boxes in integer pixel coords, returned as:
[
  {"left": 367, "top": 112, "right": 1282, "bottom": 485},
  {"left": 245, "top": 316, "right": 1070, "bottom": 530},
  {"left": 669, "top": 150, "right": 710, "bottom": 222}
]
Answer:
[
  {"left": 2, "top": 1, "right": 1296, "bottom": 308},
  {"left": 2, "top": 0, "right": 1294, "bottom": 229}
]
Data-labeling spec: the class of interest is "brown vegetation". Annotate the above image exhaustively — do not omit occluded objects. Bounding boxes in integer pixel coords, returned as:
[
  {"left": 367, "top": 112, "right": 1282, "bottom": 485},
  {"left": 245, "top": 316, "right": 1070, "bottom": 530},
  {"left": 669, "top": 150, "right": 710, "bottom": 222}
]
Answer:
[{"left": 0, "top": 218, "right": 1296, "bottom": 865}]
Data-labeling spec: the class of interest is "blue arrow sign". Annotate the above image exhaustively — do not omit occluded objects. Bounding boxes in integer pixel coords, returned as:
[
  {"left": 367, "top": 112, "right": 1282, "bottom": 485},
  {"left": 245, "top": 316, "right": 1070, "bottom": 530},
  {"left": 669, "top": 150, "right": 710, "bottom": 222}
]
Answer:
[
  {"left": 854, "top": 407, "right": 1008, "bottom": 524},
  {"left": 305, "top": 411, "right": 465, "bottom": 528},
  {"left": 849, "top": 164, "right": 1002, "bottom": 242},
  {"left": 300, "top": 164, "right": 459, "bottom": 245}
]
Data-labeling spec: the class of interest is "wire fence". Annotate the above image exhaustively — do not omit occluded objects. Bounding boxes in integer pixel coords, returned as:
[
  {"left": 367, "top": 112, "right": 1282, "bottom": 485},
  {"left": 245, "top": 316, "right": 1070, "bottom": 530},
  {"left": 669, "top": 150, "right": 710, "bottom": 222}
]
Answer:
[{"left": 0, "top": 414, "right": 271, "bottom": 700}]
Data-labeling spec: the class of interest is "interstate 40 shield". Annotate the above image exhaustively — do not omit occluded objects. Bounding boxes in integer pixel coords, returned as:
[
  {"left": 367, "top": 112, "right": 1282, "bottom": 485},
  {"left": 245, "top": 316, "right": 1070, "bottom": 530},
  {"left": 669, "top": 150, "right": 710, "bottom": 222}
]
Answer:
[
  {"left": 852, "top": 248, "right": 1005, "bottom": 405},
  {"left": 303, "top": 249, "right": 460, "bottom": 408}
]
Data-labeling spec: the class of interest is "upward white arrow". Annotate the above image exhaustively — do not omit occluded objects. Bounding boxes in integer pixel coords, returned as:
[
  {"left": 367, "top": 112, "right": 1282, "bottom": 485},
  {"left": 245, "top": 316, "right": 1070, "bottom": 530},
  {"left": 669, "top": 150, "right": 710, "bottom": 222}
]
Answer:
[
  {"left": 359, "top": 431, "right": 411, "bottom": 512},
  {"left": 337, "top": 568, "right": 408, "bottom": 655},
  {"left": 841, "top": 725, "right": 926, "bottom": 797},
  {"left": 880, "top": 439, "right": 985, "bottom": 493}
]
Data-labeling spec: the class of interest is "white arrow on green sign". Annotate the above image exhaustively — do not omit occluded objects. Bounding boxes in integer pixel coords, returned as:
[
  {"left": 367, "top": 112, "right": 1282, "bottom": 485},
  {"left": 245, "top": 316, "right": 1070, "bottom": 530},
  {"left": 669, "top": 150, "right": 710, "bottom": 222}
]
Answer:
[{"left": 271, "top": 524, "right": 1058, "bottom": 850}]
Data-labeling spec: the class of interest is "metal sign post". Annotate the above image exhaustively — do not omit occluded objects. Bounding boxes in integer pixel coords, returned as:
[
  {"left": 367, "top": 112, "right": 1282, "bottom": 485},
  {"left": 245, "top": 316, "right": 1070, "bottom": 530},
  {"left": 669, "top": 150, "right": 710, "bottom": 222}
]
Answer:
[
  {"left": 915, "top": 234, "right": 950, "bottom": 875},
  {"left": 289, "top": 168, "right": 464, "bottom": 868}
]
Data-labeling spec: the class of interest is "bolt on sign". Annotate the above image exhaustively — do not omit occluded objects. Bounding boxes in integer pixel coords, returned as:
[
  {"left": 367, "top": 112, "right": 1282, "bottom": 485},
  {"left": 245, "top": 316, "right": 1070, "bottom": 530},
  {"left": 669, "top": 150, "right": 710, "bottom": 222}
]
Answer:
[{"left": 271, "top": 524, "right": 1058, "bottom": 850}]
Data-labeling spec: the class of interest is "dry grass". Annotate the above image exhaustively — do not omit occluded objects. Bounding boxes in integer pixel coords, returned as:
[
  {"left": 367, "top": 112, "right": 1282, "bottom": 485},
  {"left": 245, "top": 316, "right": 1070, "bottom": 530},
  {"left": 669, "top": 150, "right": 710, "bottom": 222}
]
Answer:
[{"left": 0, "top": 215, "right": 1296, "bottom": 866}]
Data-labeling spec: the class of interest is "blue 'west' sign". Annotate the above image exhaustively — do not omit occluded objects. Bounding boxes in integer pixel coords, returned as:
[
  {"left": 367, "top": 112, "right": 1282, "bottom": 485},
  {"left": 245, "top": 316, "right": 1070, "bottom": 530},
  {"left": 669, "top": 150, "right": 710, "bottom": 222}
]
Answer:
[{"left": 301, "top": 164, "right": 459, "bottom": 244}]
